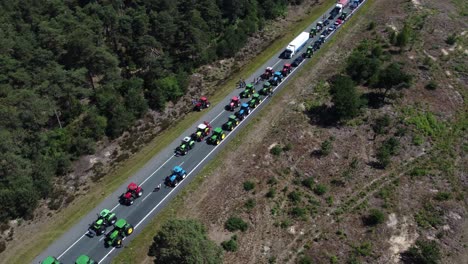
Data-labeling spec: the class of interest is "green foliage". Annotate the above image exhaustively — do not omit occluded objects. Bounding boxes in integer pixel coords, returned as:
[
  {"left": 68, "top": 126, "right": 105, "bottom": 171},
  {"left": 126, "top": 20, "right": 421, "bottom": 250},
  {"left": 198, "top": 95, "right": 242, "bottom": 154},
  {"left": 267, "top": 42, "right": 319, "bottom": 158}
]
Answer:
[
  {"left": 354, "top": 241, "right": 373, "bottom": 257},
  {"left": 225, "top": 217, "right": 248, "bottom": 232},
  {"left": 445, "top": 34, "right": 457, "bottom": 45},
  {"left": 244, "top": 199, "right": 256, "bottom": 210},
  {"left": 288, "top": 191, "right": 302, "bottom": 203},
  {"left": 243, "top": 181, "right": 255, "bottom": 192},
  {"left": 425, "top": 80, "right": 438, "bottom": 90},
  {"left": 415, "top": 202, "right": 443, "bottom": 228},
  {"left": 376, "top": 137, "right": 400, "bottom": 168},
  {"left": 321, "top": 139, "right": 333, "bottom": 156},
  {"left": 396, "top": 24, "right": 413, "bottom": 48},
  {"left": 266, "top": 188, "right": 276, "bottom": 198},
  {"left": 434, "top": 192, "right": 451, "bottom": 201},
  {"left": 330, "top": 255, "right": 339, "bottom": 264},
  {"left": 410, "top": 167, "right": 428, "bottom": 177},
  {"left": 363, "top": 209, "right": 386, "bottom": 226},
  {"left": 270, "top": 145, "right": 283, "bottom": 156},
  {"left": 373, "top": 115, "right": 391, "bottom": 135},
  {"left": 290, "top": 207, "right": 307, "bottom": 219},
  {"left": 367, "top": 21, "right": 376, "bottom": 31},
  {"left": 302, "top": 177, "right": 315, "bottom": 190},
  {"left": 405, "top": 240, "right": 441, "bottom": 264},
  {"left": 405, "top": 110, "right": 445, "bottom": 137},
  {"left": 314, "top": 184, "right": 328, "bottom": 196},
  {"left": 298, "top": 255, "right": 313, "bottom": 264},
  {"left": 346, "top": 40, "right": 382, "bottom": 84},
  {"left": 375, "top": 62, "right": 412, "bottom": 101},
  {"left": 148, "top": 219, "right": 222, "bottom": 264},
  {"left": 330, "top": 75, "right": 363, "bottom": 120},
  {"left": 221, "top": 235, "right": 238, "bottom": 252}
]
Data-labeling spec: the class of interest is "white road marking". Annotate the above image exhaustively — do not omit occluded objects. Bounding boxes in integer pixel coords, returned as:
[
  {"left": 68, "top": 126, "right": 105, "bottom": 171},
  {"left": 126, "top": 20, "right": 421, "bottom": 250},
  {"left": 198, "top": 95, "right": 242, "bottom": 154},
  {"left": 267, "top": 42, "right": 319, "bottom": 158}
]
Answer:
[
  {"left": 142, "top": 193, "right": 152, "bottom": 202},
  {"left": 110, "top": 203, "right": 119, "bottom": 212},
  {"left": 271, "top": 59, "right": 282, "bottom": 68},
  {"left": 57, "top": 2, "right": 368, "bottom": 262},
  {"left": 179, "top": 161, "right": 184, "bottom": 166},
  {"left": 57, "top": 233, "right": 87, "bottom": 259}
]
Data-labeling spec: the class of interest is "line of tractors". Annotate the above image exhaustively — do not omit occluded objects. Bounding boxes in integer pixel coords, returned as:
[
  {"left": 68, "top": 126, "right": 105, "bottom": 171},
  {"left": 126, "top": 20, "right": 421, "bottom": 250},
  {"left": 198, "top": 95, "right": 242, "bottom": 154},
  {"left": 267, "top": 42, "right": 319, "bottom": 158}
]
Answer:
[{"left": 41, "top": 2, "right": 362, "bottom": 262}]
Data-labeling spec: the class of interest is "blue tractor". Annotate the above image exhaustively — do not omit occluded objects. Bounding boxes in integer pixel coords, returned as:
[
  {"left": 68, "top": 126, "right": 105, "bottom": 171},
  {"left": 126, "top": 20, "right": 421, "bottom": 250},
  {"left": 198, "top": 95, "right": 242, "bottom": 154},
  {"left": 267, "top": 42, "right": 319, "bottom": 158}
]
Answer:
[
  {"left": 165, "top": 166, "right": 187, "bottom": 187},
  {"left": 235, "top": 103, "right": 251, "bottom": 121},
  {"left": 269, "top": 71, "right": 283, "bottom": 86}
]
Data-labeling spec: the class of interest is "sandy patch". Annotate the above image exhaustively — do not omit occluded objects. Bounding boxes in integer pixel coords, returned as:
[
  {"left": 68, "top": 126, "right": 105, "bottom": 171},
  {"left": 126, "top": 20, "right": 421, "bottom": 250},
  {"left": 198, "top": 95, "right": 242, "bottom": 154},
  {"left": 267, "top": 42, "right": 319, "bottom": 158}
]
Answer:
[
  {"left": 388, "top": 216, "right": 418, "bottom": 263},
  {"left": 441, "top": 48, "right": 449, "bottom": 56}
]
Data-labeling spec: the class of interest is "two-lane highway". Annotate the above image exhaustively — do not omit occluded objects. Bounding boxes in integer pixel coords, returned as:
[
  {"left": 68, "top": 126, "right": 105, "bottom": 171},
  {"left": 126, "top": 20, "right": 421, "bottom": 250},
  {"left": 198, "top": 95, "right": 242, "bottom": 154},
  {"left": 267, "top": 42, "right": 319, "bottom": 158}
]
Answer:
[{"left": 34, "top": 1, "right": 367, "bottom": 263}]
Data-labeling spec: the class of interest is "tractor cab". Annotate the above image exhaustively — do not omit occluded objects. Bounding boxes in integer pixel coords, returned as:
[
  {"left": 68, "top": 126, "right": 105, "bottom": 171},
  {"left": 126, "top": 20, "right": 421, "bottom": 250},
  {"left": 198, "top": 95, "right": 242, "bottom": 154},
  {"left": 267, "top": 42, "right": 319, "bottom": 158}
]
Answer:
[
  {"left": 282, "top": 64, "right": 292, "bottom": 76},
  {"left": 165, "top": 166, "right": 187, "bottom": 187},
  {"left": 191, "top": 122, "right": 212, "bottom": 141},
  {"left": 42, "top": 256, "right": 61, "bottom": 264},
  {"left": 75, "top": 255, "right": 96, "bottom": 264},
  {"left": 260, "top": 81, "right": 273, "bottom": 95},
  {"left": 249, "top": 93, "right": 262, "bottom": 108},
  {"left": 120, "top": 182, "right": 143, "bottom": 205},
  {"left": 176, "top": 137, "right": 194, "bottom": 156},
  {"left": 209, "top": 127, "right": 226, "bottom": 145},
  {"left": 172, "top": 165, "right": 186, "bottom": 177},
  {"left": 241, "top": 83, "right": 255, "bottom": 98},
  {"left": 223, "top": 115, "right": 239, "bottom": 131},
  {"left": 270, "top": 72, "right": 283, "bottom": 86},
  {"left": 319, "top": 35, "right": 325, "bottom": 44},
  {"left": 194, "top": 96, "right": 210, "bottom": 111},
  {"left": 229, "top": 96, "right": 241, "bottom": 111},
  {"left": 316, "top": 21, "right": 323, "bottom": 31},
  {"left": 340, "top": 12, "right": 348, "bottom": 20},
  {"left": 261, "top": 67, "right": 274, "bottom": 80},
  {"left": 236, "top": 103, "right": 251, "bottom": 120},
  {"left": 309, "top": 27, "right": 317, "bottom": 38}
]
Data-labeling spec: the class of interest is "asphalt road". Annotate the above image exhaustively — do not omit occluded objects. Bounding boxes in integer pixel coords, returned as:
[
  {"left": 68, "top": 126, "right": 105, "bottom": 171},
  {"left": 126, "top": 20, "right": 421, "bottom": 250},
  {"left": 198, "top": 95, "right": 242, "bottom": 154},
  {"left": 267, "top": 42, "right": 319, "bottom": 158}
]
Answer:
[{"left": 34, "top": 1, "right": 366, "bottom": 263}]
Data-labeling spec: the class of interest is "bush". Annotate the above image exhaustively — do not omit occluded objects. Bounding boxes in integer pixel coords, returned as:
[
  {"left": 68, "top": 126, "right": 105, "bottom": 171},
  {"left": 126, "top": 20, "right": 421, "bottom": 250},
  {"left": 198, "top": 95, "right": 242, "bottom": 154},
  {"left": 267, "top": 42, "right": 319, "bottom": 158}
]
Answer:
[
  {"left": 314, "top": 184, "right": 328, "bottom": 196},
  {"left": 225, "top": 217, "right": 248, "bottom": 232},
  {"left": 376, "top": 137, "right": 400, "bottom": 168},
  {"left": 221, "top": 235, "right": 238, "bottom": 252},
  {"left": 373, "top": 115, "right": 391, "bottom": 134},
  {"left": 243, "top": 181, "right": 255, "bottom": 191},
  {"left": 404, "top": 239, "right": 441, "bottom": 264},
  {"left": 330, "top": 75, "right": 363, "bottom": 120},
  {"left": 445, "top": 34, "right": 457, "bottom": 45},
  {"left": 434, "top": 192, "right": 451, "bottom": 201},
  {"left": 425, "top": 80, "right": 438, "bottom": 90},
  {"left": 244, "top": 198, "right": 256, "bottom": 209},
  {"left": 266, "top": 188, "right": 276, "bottom": 198},
  {"left": 364, "top": 209, "right": 386, "bottom": 226},
  {"left": 298, "top": 255, "right": 313, "bottom": 264},
  {"left": 321, "top": 139, "right": 333, "bottom": 156},
  {"left": 290, "top": 207, "right": 307, "bottom": 219},
  {"left": 270, "top": 145, "right": 283, "bottom": 156},
  {"left": 283, "top": 143, "right": 292, "bottom": 151},
  {"left": 302, "top": 177, "right": 315, "bottom": 190},
  {"left": 288, "top": 191, "right": 302, "bottom": 203},
  {"left": 396, "top": 24, "right": 412, "bottom": 48},
  {"left": 367, "top": 21, "right": 376, "bottom": 31},
  {"left": 355, "top": 242, "right": 373, "bottom": 257}
]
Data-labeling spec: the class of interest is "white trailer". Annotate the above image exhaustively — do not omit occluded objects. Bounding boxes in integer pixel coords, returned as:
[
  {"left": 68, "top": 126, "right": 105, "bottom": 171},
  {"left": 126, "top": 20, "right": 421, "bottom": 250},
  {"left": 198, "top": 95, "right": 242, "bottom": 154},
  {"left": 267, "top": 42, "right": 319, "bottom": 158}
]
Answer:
[{"left": 284, "top": 32, "right": 310, "bottom": 59}]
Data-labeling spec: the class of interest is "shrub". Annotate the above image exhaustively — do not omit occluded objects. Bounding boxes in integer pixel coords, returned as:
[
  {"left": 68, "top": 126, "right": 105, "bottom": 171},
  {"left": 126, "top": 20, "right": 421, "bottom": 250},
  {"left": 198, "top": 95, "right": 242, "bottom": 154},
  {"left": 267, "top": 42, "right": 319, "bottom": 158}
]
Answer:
[
  {"left": 302, "top": 177, "right": 315, "bottom": 190},
  {"left": 355, "top": 241, "right": 373, "bottom": 257},
  {"left": 314, "top": 184, "right": 328, "bottom": 196},
  {"left": 225, "top": 217, "right": 248, "bottom": 232},
  {"left": 330, "top": 255, "right": 339, "bottom": 264},
  {"left": 270, "top": 145, "right": 283, "bottom": 156},
  {"left": 283, "top": 143, "right": 292, "bottom": 151},
  {"left": 404, "top": 239, "right": 441, "bottom": 264},
  {"left": 243, "top": 181, "right": 255, "bottom": 191},
  {"left": 414, "top": 202, "right": 443, "bottom": 228},
  {"left": 298, "top": 255, "right": 313, "bottom": 264},
  {"left": 373, "top": 115, "right": 391, "bottom": 134},
  {"left": 396, "top": 24, "right": 412, "bottom": 48},
  {"left": 244, "top": 198, "right": 256, "bottom": 210},
  {"left": 290, "top": 207, "right": 307, "bottom": 219},
  {"left": 363, "top": 209, "right": 386, "bottom": 226},
  {"left": 221, "top": 235, "right": 238, "bottom": 252},
  {"left": 321, "top": 139, "right": 333, "bottom": 156},
  {"left": 288, "top": 191, "right": 302, "bottom": 203},
  {"left": 330, "top": 75, "right": 363, "bottom": 120},
  {"left": 376, "top": 137, "right": 400, "bottom": 168},
  {"left": 410, "top": 167, "right": 427, "bottom": 177},
  {"left": 268, "top": 177, "right": 278, "bottom": 185},
  {"left": 280, "top": 219, "right": 292, "bottom": 228},
  {"left": 434, "top": 192, "right": 451, "bottom": 201},
  {"left": 367, "top": 21, "right": 376, "bottom": 31},
  {"left": 425, "top": 80, "right": 438, "bottom": 90},
  {"left": 445, "top": 34, "right": 457, "bottom": 45},
  {"left": 266, "top": 188, "right": 276, "bottom": 198}
]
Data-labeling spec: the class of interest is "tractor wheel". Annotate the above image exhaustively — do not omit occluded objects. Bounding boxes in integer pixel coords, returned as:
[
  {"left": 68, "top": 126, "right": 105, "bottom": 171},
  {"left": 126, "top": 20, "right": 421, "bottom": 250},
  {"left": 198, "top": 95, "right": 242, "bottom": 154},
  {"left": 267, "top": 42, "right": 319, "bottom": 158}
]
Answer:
[
  {"left": 116, "top": 237, "right": 123, "bottom": 248},
  {"left": 125, "top": 225, "right": 134, "bottom": 235},
  {"left": 221, "top": 134, "right": 225, "bottom": 139},
  {"left": 182, "top": 174, "right": 186, "bottom": 179},
  {"left": 129, "top": 198, "right": 134, "bottom": 205},
  {"left": 137, "top": 190, "right": 143, "bottom": 197},
  {"left": 109, "top": 216, "right": 117, "bottom": 225}
]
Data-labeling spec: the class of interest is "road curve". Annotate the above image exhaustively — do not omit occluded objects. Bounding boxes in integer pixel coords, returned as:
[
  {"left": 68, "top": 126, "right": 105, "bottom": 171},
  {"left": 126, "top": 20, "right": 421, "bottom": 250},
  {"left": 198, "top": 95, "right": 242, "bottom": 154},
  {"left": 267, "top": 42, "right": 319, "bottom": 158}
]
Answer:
[{"left": 34, "top": 1, "right": 367, "bottom": 263}]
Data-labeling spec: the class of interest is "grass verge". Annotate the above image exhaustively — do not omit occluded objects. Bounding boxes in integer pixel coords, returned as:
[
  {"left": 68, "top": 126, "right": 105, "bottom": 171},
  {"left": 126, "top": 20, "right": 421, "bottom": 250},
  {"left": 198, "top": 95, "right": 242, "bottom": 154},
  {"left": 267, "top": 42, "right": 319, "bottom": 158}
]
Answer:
[
  {"left": 7, "top": 1, "right": 338, "bottom": 263},
  {"left": 113, "top": 1, "right": 376, "bottom": 262}
]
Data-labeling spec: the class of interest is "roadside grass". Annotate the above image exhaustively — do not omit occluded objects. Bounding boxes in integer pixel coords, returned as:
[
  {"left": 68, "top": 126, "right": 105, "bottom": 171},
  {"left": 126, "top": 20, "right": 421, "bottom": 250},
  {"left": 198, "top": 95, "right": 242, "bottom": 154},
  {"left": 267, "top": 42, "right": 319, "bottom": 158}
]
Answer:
[
  {"left": 113, "top": 1, "right": 373, "bottom": 262},
  {"left": 8, "top": 1, "right": 338, "bottom": 263}
]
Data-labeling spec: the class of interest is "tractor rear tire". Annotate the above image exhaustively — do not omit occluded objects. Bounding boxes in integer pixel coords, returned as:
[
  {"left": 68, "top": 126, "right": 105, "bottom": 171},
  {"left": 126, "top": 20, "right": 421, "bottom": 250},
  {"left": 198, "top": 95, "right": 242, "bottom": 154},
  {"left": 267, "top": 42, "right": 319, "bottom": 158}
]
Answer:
[
  {"left": 129, "top": 198, "right": 134, "bottom": 205},
  {"left": 137, "top": 190, "right": 143, "bottom": 197},
  {"left": 125, "top": 225, "right": 134, "bottom": 235},
  {"left": 182, "top": 174, "right": 186, "bottom": 179},
  {"left": 116, "top": 237, "right": 123, "bottom": 248},
  {"left": 221, "top": 134, "right": 225, "bottom": 139}
]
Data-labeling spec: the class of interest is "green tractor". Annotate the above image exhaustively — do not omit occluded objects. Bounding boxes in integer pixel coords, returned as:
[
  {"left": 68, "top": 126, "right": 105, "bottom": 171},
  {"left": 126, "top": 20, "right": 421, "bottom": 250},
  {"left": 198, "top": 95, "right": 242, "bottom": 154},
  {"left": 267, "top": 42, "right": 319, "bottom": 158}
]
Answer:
[
  {"left": 208, "top": 127, "right": 226, "bottom": 145},
  {"left": 259, "top": 82, "right": 273, "bottom": 96},
  {"left": 309, "top": 27, "right": 317, "bottom": 38},
  {"left": 340, "top": 11, "right": 348, "bottom": 20},
  {"left": 240, "top": 83, "right": 255, "bottom": 98},
  {"left": 42, "top": 256, "right": 61, "bottom": 264},
  {"left": 105, "top": 218, "right": 134, "bottom": 248},
  {"left": 248, "top": 93, "right": 262, "bottom": 108},
  {"left": 222, "top": 115, "right": 239, "bottom": 131},
  {"left": 75, "top": 255, "right": 96, "bottom": 264},
  {"left": 175, "top": 136, "right": 196, "bottom": 156},
  {"left": 87, "top": 209, "right": 117, "bottom": 237},
  {"left": 306, "top": 45, "right": 313, "bottom": 58}
]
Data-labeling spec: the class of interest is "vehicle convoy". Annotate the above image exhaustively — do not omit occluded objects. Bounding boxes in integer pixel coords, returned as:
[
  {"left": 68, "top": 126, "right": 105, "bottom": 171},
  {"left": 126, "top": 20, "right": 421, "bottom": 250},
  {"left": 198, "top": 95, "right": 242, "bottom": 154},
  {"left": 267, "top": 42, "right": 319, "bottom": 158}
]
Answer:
[
  {"left": 193, "top": 96, "right": 210, "bottom": 111},
  {"left": 259, "top": 82, "right": 273, "bottom": 95},
  {"left": 283, "top": 32, "right": 309, "bottom": 59},
  {"left": 104, "top": 219, "right": 133, "bottom": 248},
  {"left": 261, "top": 67, "right": 274, "bottom": 80},
  {"left": 208, "top": 127, "right": 226, "bottom": 145},
  {"left": 75, "top": 255, "right": 97, "bottom": 264},
  {"left": 191, "top": 122, "right": 212, "bottom": 142},
  {"left": 281, "top": 64, "right": 292, "bottom": 76},
  {"left": 236, "top": 103, "right": 251, "bottom": 120},
  {"left": 87, "top": 209, "right": 117, "bottom": 237},
  {"left": 329, "top": 0, "right": 349, "bottom": 19},
  {"left": 165, "top": 166, "right": 187, "bottom": 187},
  {"left": 42, "top": 256, "right": 61, "bottom": 264},
  {"left": 175, "top": 137, "right": 196, "bottom": 156},
  {"left": 240, "top": 83, "right": 255, "bottom": 98},
  {"left": 269, "top": 71, "right": 283, "bottom": 86},
  {"left": 227, "top": 96, "right": 241, "bottom": 111},
  {"left": 119, "top": 182, "right": 143, "bottom": 205},
  {"left": 223, "top": 115, "right": 239, "bottom": 131}
]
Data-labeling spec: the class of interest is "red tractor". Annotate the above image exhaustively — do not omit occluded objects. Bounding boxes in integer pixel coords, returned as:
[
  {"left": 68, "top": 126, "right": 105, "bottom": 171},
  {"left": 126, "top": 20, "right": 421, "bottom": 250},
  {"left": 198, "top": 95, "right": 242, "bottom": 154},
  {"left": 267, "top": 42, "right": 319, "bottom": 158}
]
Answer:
[
  {"left": 228, "top": 96, "right": 241, "bottom": 111},
  {"left": 281, "top": 64, "right": 292, "bottom": 77},
  {"left": 191, "top": 121, "right": 212, "bottom": 142},
  {"left": 194, "top": 96, "right": 210, "bottom": 111},
  {"left": 261, "top": 67, "right": 274, "bottom": 80},
  {"left": 120, "top": 182, "right": 143, "bottom": 205}
]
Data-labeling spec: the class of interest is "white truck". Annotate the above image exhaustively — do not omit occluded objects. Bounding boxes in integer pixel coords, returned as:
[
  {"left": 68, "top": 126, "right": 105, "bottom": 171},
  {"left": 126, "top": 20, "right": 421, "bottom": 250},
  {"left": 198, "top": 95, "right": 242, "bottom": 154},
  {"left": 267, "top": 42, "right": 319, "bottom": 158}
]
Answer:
[{"left": 283, "top": 32, "right": 310, "bottom": 59}]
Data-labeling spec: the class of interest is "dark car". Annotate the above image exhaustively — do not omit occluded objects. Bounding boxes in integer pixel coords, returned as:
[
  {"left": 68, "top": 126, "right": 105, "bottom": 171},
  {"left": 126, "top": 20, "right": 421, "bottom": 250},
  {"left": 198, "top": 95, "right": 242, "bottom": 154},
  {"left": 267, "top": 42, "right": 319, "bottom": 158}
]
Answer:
[
  {"left": 291, "top": 56, "right": 304, "bottom": 67},
  {"left": 323, "top": 19, "right": 330, "bottom": 26}
]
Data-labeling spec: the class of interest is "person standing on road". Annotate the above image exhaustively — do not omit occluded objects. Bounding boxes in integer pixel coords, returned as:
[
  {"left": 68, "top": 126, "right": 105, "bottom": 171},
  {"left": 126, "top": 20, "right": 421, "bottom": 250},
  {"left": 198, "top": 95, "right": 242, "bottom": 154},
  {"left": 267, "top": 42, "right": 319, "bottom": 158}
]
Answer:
[{"left": 155, "top": 183, "right": 162, "bottom": 191}]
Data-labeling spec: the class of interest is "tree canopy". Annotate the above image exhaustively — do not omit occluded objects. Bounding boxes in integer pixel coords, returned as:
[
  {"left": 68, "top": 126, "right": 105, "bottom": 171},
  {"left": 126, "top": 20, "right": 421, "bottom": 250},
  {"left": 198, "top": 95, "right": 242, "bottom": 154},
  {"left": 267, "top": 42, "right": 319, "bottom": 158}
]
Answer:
[
  {"left": 148, "top": 219, "right": 223, "bottom": 264},
  {"left": 0, "top": 0, "right": 299, "bottom": 221}
]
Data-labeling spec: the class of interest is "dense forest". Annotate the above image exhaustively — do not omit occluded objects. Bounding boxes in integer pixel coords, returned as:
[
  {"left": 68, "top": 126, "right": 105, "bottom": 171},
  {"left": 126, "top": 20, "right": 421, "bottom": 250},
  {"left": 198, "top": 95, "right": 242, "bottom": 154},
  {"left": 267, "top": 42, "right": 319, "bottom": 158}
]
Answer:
[{"left": 0, "top": 0, "right": 305, "bottom": 221}]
